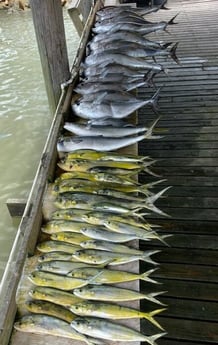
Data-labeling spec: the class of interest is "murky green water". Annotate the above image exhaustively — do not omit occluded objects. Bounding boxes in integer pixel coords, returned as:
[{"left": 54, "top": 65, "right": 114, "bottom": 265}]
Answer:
[{"left": 0, "top": 8, "right": 80, "bottom": 280}]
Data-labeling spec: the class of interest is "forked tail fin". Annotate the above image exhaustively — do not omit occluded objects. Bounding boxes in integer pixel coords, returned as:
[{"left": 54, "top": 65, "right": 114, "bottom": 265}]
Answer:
[
  {"left": 170, "top": 42, "right": 180, "bottom": 64},
  {"left": 146, "top": 332, "right": 167, "bottom": 345},
  {"left": 140, "top": 268, "right": 160, "bottom": 284},
  {"left": 144, "top": 308, "right": 166, "bottom": 330}
]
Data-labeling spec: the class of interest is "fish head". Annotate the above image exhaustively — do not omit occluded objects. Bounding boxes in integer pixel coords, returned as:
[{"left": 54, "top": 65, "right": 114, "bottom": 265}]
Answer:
[
  {"left": 70, "top": 302, "right": 93, "bottom": 315},
  {"left": 73, "top": 285, "right": 94, "bottom": 298},
  {"left": 71, "top": 317, "right": 89, "bottom": 332},
  {"left": 14, "top": 315, "right": 36, "bottom": 330}
]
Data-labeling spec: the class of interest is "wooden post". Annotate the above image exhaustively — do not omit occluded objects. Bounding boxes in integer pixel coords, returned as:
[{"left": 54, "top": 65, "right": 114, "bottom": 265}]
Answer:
[{"left": 30, "top": 0, "right": 71, "bottom": 114}]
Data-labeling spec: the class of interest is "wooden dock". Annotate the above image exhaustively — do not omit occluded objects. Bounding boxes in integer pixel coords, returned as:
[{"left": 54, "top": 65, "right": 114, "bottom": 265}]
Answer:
[{"left": 138, "top": 0, "right": 218, "bottom": 343}]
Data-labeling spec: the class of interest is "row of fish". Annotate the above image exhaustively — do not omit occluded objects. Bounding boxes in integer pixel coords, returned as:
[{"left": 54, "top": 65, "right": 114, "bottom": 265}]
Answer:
[
  {"left": 57, "top": 1, "right": 179, "bottom": 152},
  {"left": 14, "top": 151, "right": 169, "bottom": 344},
  {"left": 14, "top": 2, "right": 176, "bottom": 344}
]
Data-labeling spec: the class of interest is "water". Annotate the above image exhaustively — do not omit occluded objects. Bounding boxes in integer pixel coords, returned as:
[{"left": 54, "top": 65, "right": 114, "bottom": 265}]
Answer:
[{"left": 0, "top": 8, "right": 80, "bottom": 280}]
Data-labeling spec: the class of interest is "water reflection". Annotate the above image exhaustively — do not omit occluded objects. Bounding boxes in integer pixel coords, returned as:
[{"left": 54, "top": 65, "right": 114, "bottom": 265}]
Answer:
[{"left": 0, "top": 8, "right": 80, "bottom": 280}]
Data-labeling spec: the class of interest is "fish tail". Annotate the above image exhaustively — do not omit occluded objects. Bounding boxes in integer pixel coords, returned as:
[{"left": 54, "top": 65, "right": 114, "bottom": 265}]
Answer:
[
  {"left": 140, "top": 268, "right": 160, "bottom": 284},
  {"left": 142, "top": 250, "right": 161, "bottom": 265},
  {"left": 170, "top": 42, "right": 180, "bottom": 64},
  {"left": 145, "top": 291, "right": 167, "bottom": 305},
  {"left": 159, "top": 234, "right": 173, "bottom": 246},
  {"left": 146, "top": 186, "right": 171, "bottom": 217},
  {"left": 167, "top": 13, "right": 179, "bottom": 26},
  {"left": 161, "top": 42, "right": 173, "bottom": 49},
  {"left": 148, "top": 89, "right": 161, "bottom": 115},
  {"left": 144, "top": 308, "right": 166, "bottom": 330},
  {"left": 144, "top": 116, "right": 162, "bottom": 140},
  {"left": 144, "top": 167, "right": 162, "bottom": 177},
  {"left": 141, "top": 179, "right": 167, "bottom": 194},
  {"left": 144, "top": 71, "right": 156, "bottom": 88},
  {"left": 145, "top": 332, "right": 167, "bottom": 345}
]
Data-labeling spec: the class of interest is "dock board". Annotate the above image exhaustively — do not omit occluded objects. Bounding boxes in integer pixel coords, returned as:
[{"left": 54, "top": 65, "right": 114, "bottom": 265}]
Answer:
[{"left": 137, "top": 0, "right": 218, "bottom": 343}]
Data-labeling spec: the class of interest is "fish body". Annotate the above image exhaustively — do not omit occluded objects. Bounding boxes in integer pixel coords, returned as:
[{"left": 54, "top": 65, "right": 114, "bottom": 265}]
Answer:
[
  {"left": 37, "top": 260, "right": 103, "bottom": 275},
  {"left": 70, "top": 301, "right": 165, "bottom": 329},
  {"left": 14, "top": 315, "right": 96, "bottom": 345},
  {"left": 58, "top": 157, "right": 150, "bottom": 172},
  {"left": 83, "top": 63, "right": 152, "bottom": 78},
  {"left": 54, "top": 192, "right": 145, "bottom": 215},
  {"left": 71, "top": 317, "right": 166, "bottom": 343},
  {"left": 73, "top": 284, "right": 165, "bottom": 304},
  {"left": 58, "top": 171, "right": 136, "bottom": 185},
  {"left": 57, "top": 134, "right": 154, "bottom": 152},
  {"left": 38, "top": 251, "right": 76, "bottom": 263},
  {"left": 37, "top": 240, "right": 80, "bottom": 254},
  {"left": 51, "top": 208, "right": 90, "bottom": 221},
  {"left": 53, "top": 178, "right": 160, "bottom": 197},
  {"left": 68, "top": 267, "right": 158, "bottom": 284},
  {"left": 83, "top": 52, "right": 163, "bottom": 72},
  {"left": 72, "top": 248, "right": 159, "bottom": 266},
  {"left": 74, "top": 78, "right": 150, "bottom": 94},
  {"left": 28, "top": 270, "right": 90, "bottom": 290},
  {"left": 80, "top": 239, "right": 152, "bottom": 255},
  {"left": 61, "top": 149, "right": 149, "bottom": 162},
  {"left": 25, "top": 300, "right": 75, "bottom": 323},
  {"left": 57, "top": 117, "right": 160, "bottom": 153},
  {"left": 41, "top": 219, "right": 91, "bottom": 234},
  {"left": 29, "top": 286, "right": 82, "bottom": 308},
  {"left": 90, "top": 32, "right": 163, "bottom": 49},
  {"left": 80, "top": 226, "right": 142, "bottom": 243},
  {"left": 51, "top": 232, "right": 89, "bottom": 245},
  {"left": 81, "top": 211, "right": 154, "bottom": 230},
  {"left": 63, "top": 122, "right": 148, "bottom": 138},
  {"left": 71, "top": 91, "right": 160, "bottom": 120}
]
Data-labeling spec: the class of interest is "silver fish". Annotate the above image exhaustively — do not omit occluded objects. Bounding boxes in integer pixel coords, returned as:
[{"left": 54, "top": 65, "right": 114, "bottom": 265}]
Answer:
[
  {"left": 71, "top": 89, "right": 160, "bottom": 119},
  {"left": 82, "top": 63, "right": 155, "bottom": 78},
  {"left": 83, "top": 52, "right": 164, "bottom": 72},
  {"left": 57, "top": 130, "right": 159, "bottom": 153},
  {"left": 74, "top": 78, "right": 151, "bottom": 94},
  {"left": 90, "top": 31, "right": 165, "bottom": 49},
  {"left": 63, "top": 122, "right": 149, "bottom": 138},
  {"left": 92, "top": 14, "right": 178, "bottom": 35},
  {"left": 71, "top": 317, "right": 166, "bottom": 344}
]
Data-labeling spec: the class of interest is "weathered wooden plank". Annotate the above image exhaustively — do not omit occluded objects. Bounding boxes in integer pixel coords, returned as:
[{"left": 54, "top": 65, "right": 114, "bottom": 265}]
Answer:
[
  {"left": 30, "top": 0, "right": 70, "bottom": 114},
  {"left": 141, "top": 318, "right": 218, "bottom": 343},
  {"left": 6, "top": 199, "right": 27, "bottom": 218},
  {"left": 140, "top": 278, "right": 218, "bottom": 301},
  {"left": 151, "top": 263, "right": 218, "bottom": 283},
  {"left": 144, "top": 247, "right": 218, "bottom": 265},
  {"left": 142, "top": 297, "right": 218, "bottom": 322}
]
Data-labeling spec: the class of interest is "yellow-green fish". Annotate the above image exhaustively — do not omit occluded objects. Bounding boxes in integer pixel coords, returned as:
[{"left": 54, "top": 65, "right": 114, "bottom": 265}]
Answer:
[
  {"left": 37, "top": 240, "right": 80, "bottom": 254},
  {"left": 63, "top": 149, "right": 150, "bottom": 162},
  {"left": 14, "top": 314, "right": 98, "bottom": 345},
  {"left": 51, "top": 232, "right": 89, "bottom": 245},
  {"left": 41, "top": 219, "right": 90, "bottom": 234},
  {"left": 71, "top": 317, "right": 166, "bottom": 344},
  {"left": 70, "top": 301, "right": 165, "bottom": 329},
  {"left": 80, "top": 239, "right": 158, "bottom": 257},
  {"left": 52, "top": 209, "right": 90, "bottom": 221},
  {"left": 25, "top": 299, "right": 76, "bottom": 323},
  {"left": 72, "top": 249, "right": 159, "bottom": 266},
  {"left": 73, "top": 285, "right": 166, "bottom": 305},
  {"left": 37, "top": 260, "right": 105, "bottom": 275},
  {"left": 29, "top": 286, "right": 82, "bottom": 308},
  {"left": 38, "top": 251, "right": 77, "bottom": 263},
  {"left": 58, "top": 171, "right": 136, "bottom": 185},
  {"left": 54, "top": 178, "right": 165, "bottom": 197},
  {"left": 28, "top": 270, "right": 91, "bottom": 290},
  {"left": 68, "top": 267, "right": 158, "bottom": 284},
  {"left": 57, "top": 157, "right": 153, "bottom": 173},
  {"left": 81, "top": 211, "right": 156, "bottom": 231}
]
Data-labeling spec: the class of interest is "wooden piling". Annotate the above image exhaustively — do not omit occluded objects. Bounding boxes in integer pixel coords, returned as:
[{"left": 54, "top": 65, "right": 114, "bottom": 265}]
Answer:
[{"left": 30, "top": 0, "right": 71, "bottom": 114}]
